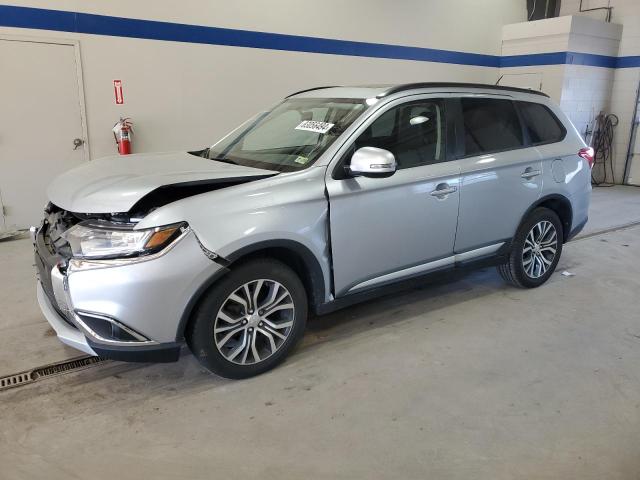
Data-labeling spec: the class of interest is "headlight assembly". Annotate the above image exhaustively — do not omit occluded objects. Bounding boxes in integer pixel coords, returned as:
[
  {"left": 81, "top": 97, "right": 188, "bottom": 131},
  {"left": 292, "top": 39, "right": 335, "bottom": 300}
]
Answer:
[{"left": 63, "top": 221, "right": 186, "bottom": 260}]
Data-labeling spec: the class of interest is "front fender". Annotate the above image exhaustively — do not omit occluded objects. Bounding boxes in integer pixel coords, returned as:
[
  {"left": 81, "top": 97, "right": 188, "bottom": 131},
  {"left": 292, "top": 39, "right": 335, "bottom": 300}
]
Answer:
[{"left": 136, "top": 166, "right": 332, "bottom": 302}]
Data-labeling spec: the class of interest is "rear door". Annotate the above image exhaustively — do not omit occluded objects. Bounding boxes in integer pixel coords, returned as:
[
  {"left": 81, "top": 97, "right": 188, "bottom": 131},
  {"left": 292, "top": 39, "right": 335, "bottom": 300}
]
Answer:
[
  {"left": 453, "top": 96, "right": 542, "bottom": 254},
  {"left": 326, "top": 97, "right": 461, "bottom": 296}
]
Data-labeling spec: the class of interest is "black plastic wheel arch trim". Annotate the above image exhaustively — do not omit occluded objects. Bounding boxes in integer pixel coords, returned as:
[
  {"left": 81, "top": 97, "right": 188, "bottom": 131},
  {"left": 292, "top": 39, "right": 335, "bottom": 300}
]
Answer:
[
  {"left": 224, "top": 239, "right": 327, "bottom": 313},
  {"left": 517, "top": 194, "right": 573, "bottom": 242},
  {"left": 175, "top": 239, "right": 327, "bottom": 340}
]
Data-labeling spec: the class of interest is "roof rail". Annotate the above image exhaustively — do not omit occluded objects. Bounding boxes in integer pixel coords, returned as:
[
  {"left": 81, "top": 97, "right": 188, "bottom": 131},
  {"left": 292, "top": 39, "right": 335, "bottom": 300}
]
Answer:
[
  {"left": 285, "top": 86, "right": 342, "bottom": 98},
  {"left": 377, "top": 82, "right": 549, "bottom": 98}
]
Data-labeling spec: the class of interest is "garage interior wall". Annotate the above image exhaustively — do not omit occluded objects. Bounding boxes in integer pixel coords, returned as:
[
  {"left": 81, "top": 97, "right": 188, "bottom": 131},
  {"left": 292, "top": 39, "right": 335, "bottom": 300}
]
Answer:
[
  {"left": 0, "top": 0, "right": 526, "bottom": 160},
  {"left": 498, "top": 14, "right": 624, "bottom": 189},
  {"left": 559, "top": 0, "right": 640, "bottom": 184}
]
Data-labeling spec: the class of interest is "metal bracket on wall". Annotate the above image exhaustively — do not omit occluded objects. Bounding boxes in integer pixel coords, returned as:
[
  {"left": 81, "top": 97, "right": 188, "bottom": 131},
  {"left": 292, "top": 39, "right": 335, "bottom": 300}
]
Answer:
[
  {"left": 579, "top": 0, "right": 613, "bottom": 22},
  {"left": 622, "top": 79, "right": 640, "bottom": 185}
]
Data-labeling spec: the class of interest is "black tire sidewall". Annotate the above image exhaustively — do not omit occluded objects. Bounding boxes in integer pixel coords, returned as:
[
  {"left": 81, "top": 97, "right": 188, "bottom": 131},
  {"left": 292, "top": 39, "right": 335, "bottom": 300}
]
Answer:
[
  {"left": 511, "top": 208, "right": 563, "bottom": 288},
  {"left": 186, "top": 259, "right": 308, "bottom": 379}
]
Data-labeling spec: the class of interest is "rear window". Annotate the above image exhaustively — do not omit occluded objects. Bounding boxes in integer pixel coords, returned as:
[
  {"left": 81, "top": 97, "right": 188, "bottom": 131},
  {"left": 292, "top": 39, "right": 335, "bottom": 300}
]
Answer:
[
  {"left": 461, "top": 98, "right": 524, "bottom": 156},
  {"left": 517, "top": 101, "right": 565, "bottom": 145}
]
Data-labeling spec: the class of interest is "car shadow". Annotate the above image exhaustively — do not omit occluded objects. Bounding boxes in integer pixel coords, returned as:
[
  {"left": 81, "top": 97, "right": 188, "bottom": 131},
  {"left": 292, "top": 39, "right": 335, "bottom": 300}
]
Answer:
[
  {"left": 293, "top": 266, "right": 507, "bottom": 358},
  {"left": 3, "top": 266, "right": 515, "bottom": 406},
  {"left": 99, "top": 267, "right": 506, "bottom": 386}
]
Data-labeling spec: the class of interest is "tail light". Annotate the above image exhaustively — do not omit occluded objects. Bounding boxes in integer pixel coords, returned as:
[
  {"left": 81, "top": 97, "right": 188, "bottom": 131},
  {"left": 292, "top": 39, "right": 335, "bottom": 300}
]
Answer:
[{"left": 578, "top": 147, "right": 595, "bottom": 169}]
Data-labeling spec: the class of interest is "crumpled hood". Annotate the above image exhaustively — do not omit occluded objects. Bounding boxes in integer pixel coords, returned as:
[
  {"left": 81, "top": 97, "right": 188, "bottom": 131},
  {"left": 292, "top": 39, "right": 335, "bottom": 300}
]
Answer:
[{"left": 47, "top": 151, "right": 275, "bottom": 213}]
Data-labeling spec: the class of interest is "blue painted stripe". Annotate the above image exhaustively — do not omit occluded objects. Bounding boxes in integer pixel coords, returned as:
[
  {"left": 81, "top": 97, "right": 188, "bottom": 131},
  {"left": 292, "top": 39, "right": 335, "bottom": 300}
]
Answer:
[
  {"left": 0, "top": 5, "right": 499, "bottom": 67},
  {"left": 566, "top": 52, "right": 619, "bottom": 68},
  {"left": 616, "top": 56, "right": 640, "bottom": 68},
  {"left": 500, "top": 52, "right": 568, "bottom": 68},
  {"left": 1, "top": 4, "right": 639, "bottom": 69},
  {"left": 500, "top": 51, "right": 619, "bottom": 68}
]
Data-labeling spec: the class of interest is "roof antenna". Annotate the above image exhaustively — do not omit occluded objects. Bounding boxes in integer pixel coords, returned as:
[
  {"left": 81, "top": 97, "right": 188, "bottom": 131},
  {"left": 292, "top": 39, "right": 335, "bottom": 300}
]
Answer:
[{"left": 495, "top": 75, "right": 504, "bottom": 86}]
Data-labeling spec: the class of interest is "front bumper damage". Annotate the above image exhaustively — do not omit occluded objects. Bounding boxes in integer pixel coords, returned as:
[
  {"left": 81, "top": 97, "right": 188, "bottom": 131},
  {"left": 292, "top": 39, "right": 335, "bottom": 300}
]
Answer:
[
  {"left": 36, "top": 281, "right": 96, "bottom": 355},
  {"left": 33, "top": 221, "right": 225, "bottom": 363}
]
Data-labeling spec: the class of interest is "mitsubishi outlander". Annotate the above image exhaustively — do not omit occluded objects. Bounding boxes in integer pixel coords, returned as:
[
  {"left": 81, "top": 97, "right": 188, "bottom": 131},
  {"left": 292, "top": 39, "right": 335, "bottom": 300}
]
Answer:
[{"left": 33, "top": 83, "right": 592, "bottom": 378}]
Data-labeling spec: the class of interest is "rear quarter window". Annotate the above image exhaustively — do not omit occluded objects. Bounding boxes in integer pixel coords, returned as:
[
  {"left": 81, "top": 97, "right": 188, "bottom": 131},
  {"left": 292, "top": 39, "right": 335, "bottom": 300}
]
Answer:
[{"left": 517, "top": 101, "right": 566, "bottom": 145}]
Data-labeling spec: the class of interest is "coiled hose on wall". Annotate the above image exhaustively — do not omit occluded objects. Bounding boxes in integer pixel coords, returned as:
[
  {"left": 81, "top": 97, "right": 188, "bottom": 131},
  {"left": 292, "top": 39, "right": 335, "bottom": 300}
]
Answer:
[{"left": 591, "top": 113, "right": 618, "bottom": 186}]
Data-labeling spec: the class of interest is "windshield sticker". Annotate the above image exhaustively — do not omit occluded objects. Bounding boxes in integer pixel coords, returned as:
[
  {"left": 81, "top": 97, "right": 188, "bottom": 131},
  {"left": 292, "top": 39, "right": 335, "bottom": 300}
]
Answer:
[
  {"left": 294, "top": 155, "right": 309, "bottom": 165},
  {"left": 295, "top": 120, "right": 334, "bottom": 134}
]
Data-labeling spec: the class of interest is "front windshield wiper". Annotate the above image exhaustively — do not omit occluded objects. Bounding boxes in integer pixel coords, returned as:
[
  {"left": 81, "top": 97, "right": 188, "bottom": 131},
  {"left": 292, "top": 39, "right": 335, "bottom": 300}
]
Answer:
[{"left": 188, "top": 147, "right": 210, "bottom": 158}]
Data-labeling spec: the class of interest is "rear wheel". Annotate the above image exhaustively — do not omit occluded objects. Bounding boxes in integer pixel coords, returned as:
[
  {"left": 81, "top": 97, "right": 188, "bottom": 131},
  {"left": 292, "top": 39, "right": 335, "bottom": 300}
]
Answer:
[
  {"left": 498, "top": 207, "right": 563, "bottom": 288},
  {"left": 186, "top": 259, "right": 307, "bottom": 379}
]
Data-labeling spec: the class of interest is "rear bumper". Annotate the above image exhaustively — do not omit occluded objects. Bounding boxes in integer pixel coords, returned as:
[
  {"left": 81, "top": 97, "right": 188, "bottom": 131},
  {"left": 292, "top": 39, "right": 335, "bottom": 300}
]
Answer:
[{"left": 567, "top": 216, "right": 588, "bottom": 241}]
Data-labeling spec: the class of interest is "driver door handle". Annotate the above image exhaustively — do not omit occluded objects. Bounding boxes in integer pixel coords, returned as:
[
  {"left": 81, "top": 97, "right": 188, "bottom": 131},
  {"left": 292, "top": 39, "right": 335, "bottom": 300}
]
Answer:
[{"left": 430, "top": 183, "right": 457, "bottom": 197}]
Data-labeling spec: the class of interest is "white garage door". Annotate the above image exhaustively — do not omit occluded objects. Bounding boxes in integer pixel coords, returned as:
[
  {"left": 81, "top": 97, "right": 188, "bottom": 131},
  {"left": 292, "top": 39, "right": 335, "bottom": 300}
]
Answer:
[{"left": 0, "top": 39, "right": 87, "bottom": 230}]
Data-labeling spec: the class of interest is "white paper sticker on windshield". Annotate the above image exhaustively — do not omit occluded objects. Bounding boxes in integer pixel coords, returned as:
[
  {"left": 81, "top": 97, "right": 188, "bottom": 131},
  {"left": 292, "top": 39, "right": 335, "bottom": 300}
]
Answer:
[{"left": 295, "top": 120, "right": 334, "bottom": 134}]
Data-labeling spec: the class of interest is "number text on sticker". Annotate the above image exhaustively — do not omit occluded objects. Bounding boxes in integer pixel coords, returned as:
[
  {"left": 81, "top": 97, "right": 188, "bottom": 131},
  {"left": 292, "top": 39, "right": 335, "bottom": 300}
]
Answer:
[{"left": 295, "top": 121, "right": 334, "bottom": 134}]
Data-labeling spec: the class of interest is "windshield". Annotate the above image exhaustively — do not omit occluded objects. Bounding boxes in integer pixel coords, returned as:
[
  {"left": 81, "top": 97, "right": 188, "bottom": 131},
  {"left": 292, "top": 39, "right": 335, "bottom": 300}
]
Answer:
[{"left": 205, "top": 98, "right": 367, "bottom": 172}]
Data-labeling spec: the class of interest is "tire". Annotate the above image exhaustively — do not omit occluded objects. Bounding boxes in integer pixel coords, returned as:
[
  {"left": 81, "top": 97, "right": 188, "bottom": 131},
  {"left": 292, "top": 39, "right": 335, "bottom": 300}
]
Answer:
[
  {"left": 497, "top": 207, "right": 563, "bottom": 288},
  {"left": 186, "top": 258, "right": 307, "bottom": 379}
]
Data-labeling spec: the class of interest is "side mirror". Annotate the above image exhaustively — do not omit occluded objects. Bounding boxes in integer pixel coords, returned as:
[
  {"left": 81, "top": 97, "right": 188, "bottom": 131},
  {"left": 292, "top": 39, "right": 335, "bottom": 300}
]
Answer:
[{"left": 347, "top": 147, "right": 397, "bottom": 178}]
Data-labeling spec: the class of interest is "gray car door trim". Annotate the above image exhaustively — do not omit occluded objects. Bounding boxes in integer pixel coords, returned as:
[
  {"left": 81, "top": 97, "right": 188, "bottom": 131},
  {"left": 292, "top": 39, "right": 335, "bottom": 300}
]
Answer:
[
  {"left": 347, "top": 241, "right": 504, "bottom": 293},
  {"left": 347, "top": 256, "right": 455, "bottom": 293}
]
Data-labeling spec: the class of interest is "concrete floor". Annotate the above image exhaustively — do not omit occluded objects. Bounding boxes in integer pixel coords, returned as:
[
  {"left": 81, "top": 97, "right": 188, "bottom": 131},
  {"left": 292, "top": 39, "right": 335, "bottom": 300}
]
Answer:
[{"left": 1, "top": 186, "right": 640, "bottom": 479}]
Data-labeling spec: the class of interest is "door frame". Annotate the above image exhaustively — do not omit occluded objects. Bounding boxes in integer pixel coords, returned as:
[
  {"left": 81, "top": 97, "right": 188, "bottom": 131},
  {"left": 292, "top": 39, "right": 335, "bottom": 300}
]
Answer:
[
  {"left": 0, "top": 34, "right": 89, "bottom": 231},
  {"left": 0, "top": 34, "right": 90, "bottom": 161}
]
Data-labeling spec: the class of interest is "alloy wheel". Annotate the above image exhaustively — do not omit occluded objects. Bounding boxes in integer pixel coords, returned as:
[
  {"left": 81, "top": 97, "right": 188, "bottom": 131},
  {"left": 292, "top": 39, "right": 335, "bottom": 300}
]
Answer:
[
  {"left": 522, "top": 220, "right": 558, "bottom": 279},
  {"left": 214, "top": 279, "right": 295, "bottom": 365}
]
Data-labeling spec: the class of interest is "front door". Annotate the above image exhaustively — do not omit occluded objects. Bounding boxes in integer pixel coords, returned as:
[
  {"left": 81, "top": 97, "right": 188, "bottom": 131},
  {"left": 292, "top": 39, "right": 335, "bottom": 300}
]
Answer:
[
  {"left": 0, "top": 39, "right": 87, "bottom": 230},
  {"left": 326, "top": 98, "right": 461, "bottom": 296}
]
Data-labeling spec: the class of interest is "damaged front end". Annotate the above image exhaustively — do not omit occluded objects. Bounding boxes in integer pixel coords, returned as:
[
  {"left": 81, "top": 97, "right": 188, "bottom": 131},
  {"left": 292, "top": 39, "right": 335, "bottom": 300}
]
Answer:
[
  {"left": 32, "top": 204, "right": 185, "bottom": 346},
  {"left": 32, "top": 151, "right": 277, "bottom": 360},
  {"left": 32, "top": 200, "right": 227, "bottom": 363}
]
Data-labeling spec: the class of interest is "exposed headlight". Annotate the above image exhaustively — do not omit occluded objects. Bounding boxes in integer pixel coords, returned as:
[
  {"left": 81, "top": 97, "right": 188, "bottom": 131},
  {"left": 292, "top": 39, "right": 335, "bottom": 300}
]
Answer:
[{"left": 63, "top": 221, "right": 186, "bottom": 259}]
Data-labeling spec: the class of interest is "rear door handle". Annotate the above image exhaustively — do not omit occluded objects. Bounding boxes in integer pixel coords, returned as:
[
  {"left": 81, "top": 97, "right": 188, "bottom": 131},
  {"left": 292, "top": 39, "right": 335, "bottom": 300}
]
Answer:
[
  {"left": 521, "top": 168, "right": 541, "bottom": 179},
  {"left": 430, "top": 183, "right": 457, "bottom": 197}
]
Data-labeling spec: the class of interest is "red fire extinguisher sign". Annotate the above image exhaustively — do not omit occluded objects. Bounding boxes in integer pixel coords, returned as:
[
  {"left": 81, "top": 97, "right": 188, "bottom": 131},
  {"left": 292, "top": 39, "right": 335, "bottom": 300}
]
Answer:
[{"left": 113, "top": 80, "right": 124, "bottom": 105}]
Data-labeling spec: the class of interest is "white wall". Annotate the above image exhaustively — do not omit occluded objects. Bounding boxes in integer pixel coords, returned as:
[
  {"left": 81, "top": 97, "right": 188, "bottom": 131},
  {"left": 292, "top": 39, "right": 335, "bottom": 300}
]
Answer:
[
  {"left": 0, "top": 1, "right": 525, "bottom": 160},
  {"left": 560, "top": 0, "right": 640, "bottom": 184},
  {"left": 500, "top": 15, "right": 622, "bottom": 132}
]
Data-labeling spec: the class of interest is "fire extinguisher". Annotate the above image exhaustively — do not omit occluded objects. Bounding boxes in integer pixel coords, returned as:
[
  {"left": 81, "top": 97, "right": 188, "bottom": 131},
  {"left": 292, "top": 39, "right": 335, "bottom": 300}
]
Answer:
[{"left": 112, "top": 117, "right": 133, "bottom": 155}]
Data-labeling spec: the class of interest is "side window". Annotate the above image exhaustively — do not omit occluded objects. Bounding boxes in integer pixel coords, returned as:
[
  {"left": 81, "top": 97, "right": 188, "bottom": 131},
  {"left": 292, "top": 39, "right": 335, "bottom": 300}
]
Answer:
[
  {"left": 517, "top": 101, "right": 565, "bottom": 145},
  {"left": 461, "top": 98, "right": 523, "bottom": 156},
  {"left": 354, "top": 100, "right": 445, "bottom": 169}
]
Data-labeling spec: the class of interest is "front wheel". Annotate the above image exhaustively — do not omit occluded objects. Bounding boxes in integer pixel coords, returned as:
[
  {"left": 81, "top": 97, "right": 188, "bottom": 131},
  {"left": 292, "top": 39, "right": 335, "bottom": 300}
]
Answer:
[
  {"left": 498, "top": 207, "right": 563, "bottom": 288},
  {"left": 186, "top": 259, "right": 307, "bottom": 379}
]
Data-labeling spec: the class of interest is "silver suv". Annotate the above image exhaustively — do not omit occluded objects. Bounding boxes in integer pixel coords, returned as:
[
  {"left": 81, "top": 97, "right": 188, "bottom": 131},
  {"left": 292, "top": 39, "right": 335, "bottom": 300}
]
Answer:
[{"left": 34, "top": 83, "right": 592, "bottom": 378}]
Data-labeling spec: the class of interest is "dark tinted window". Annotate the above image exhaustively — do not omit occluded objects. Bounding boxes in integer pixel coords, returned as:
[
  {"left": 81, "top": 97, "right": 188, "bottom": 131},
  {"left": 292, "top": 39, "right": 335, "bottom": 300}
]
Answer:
[
  {"left": 354, "top": 100, "right": 445, "bottom": 169},
  {"left": 518, "top": 101, "right": 565, "bottom": 144},
  {"left": 461, "top": 98, "right": 523, "bottom": 155}
]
